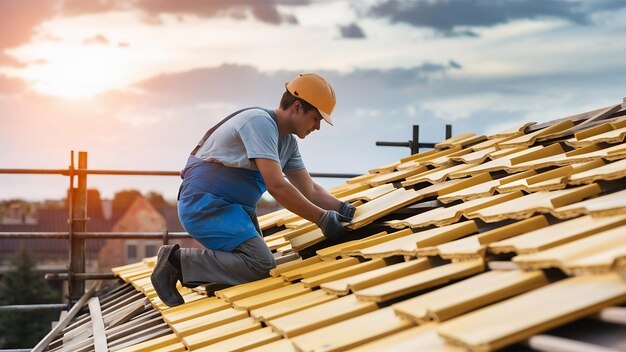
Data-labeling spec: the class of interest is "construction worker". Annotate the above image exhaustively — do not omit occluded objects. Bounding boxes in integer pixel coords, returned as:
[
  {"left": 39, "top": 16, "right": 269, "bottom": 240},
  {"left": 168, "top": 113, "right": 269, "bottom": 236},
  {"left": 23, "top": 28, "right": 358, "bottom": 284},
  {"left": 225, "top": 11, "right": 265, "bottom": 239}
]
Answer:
[{"left": 151, "top": 73, "right": 356, "bottom": 307}]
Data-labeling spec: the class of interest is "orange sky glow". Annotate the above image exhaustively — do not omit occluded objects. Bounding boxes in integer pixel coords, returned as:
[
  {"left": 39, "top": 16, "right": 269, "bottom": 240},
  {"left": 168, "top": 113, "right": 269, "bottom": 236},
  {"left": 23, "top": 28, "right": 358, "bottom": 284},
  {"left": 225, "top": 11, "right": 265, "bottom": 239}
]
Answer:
[{"left": 1, "top": 0, "right": 625, "bottom": 200}]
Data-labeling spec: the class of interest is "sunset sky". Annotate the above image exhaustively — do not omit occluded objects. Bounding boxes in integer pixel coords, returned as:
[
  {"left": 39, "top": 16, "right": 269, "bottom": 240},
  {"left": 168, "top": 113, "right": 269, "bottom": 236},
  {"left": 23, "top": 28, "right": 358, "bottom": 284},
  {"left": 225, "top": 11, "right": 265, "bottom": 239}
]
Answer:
[{"left": 1, "top": 0, "right": 626, "bottom": 201}]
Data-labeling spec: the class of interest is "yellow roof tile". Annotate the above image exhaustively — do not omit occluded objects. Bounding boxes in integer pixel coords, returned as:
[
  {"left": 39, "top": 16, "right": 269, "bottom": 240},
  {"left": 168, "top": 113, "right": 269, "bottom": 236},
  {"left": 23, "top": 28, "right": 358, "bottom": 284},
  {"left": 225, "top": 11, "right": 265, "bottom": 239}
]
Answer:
[
  {"left": 402, "top": 177, "right": 464, "bottom": 196},
  {"left": 215, "top": 276, "right": 287, "bottom": 302},
  {"left": 317, "top": 230, "right": 394, "bottom": 259},
  {"left": 393, "top": 270, "right": 548, "bottom": 323},
  {"left": 245, "top": 338, "right": 296, "bottom": 352},
  {"left": 328, "top": 182, "right": 371, "bottom": 200},
  {"left": 320, "top": 259, "right": 430, "bottom": 296},
  {"left": 280, "top": 257, "right": 359, "bottom": 281},
  {"left": 278, "top": 223, "right": 318, "bottom": 241},
  {"left": 471, "top": 132, "right": 524, "bottom": 150},
  {"left": 267, "top": 294, "right": 378, "bottom": 338},
  {"left": 170, "top": 307, "right": 247, "bottom": 337},
  {"left": 566, "top": 125, "right": 626, "bottom": 148},
  {"left": 448, "top": 144, "right": 563, "bottom": 178},
  {"left": 498, "top": 119, "right": 574, "bottom": 149},
  {"left": 436, "top": 132, "right": 477, "bottom": 148},
  {"left": 231, "top": 283, "right": 311, "bottom": 311},
  {"left": 291, "top": 307, "right": 413, "bottom": 352},
  {"left": 357, "top": 221, "right": 477, "bottom": 259},
  {"left": 348, "top": 188, "right": 423, "bottom": 229},
  {"left": 288, "top": 228, "right": 326, "bottom": 251},
  {"left": 420, "top": 148, "right": 475, "bottom": 168},
  {"left": 194, "top": 326, "right": 281, "bottom": 352},
  {"left": 488, "top": 122, "right": 536, "bottom": 139},
  {"left": 489, "top": 214, "right": 626, "bottom": 255},
  {"left": 181, "top": 317, "right": 260, "bottom": 350},
  {"left": 269, "top": 255, "right": 321, "bottom": 277},
  {"left": 301, "top": 259, "right": 387, "bottom": 288},
  {"left": 467, "top": 184, "right": 601, "bottom": 223},
  {"left": 354, "top": 260, "right": 484, "bottom": 303},
  {"left": 428, "top": 216, "right": 549, "bottom": 260},
  {"left": 368, "top": 165, "right": 429, "bottom": 186},
  {"left": 403, "top": 163, "right": 477, "bottom": 185},
  {"left": 565, "top": 244, "right": 626, "bottom": 275},
  {"left": 437, "top": 273, "right": 626, "bottom": 351},
  {"left": 449, "top": 147, "right": 497, "bottom": 164},
  {"left": 391, "top": 192, "right": 522, "bottom": 229},
  {"left": 339, "top": 183, "right": 396, "bottom": 203},
  {"left": 553, "top": 188, "right": 626, "bottom": 219},
  {"left": 569, "top": 158, "right": 626, "bottom": 185},
  {"left": 438, "top": 170, "right": 536, "bottom": 203},
  {"left": 250, "top": 290, "right": 337, "bottom": 322},
  {"left": 497, "top": 159, "right": 605, "bottom": 193},
  {"left": 513, "top": 224, "right": 626, "bottom": 274},
  {"left": 161, "top": 296, "right": 230, "bottom": 324},
  {"left": 348, "top": 323, "right": 466, "bottom": 352},
  {"left": 114, "top": 333, "right": 181, "bottom": 352},
  {"left": 346, "top": 172, "right": 386, "bottom": 184}
]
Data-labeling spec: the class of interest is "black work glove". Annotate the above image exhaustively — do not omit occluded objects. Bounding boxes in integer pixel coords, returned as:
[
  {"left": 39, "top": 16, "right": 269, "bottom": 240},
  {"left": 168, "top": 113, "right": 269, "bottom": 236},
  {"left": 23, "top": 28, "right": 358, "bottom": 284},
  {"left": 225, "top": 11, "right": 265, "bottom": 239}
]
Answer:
[
  {"left": 338, "top": 201, "right": 356, "bottom": 221},
  {"left": 316, "top": 210, "right": 350, "bottom": 241}
]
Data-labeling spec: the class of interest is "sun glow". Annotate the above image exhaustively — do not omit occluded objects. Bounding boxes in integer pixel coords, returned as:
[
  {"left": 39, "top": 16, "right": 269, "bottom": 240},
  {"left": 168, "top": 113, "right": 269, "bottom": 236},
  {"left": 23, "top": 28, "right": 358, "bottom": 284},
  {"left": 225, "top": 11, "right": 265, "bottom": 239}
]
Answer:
[{"left": 31, "top": 46, "right": 135, "bottom": 99}]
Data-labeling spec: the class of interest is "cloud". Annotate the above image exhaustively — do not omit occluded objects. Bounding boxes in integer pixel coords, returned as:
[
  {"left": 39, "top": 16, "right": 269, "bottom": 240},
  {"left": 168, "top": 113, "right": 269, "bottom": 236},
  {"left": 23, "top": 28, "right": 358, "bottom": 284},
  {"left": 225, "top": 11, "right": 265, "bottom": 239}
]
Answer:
[
  {"left": 133, "top": 0, "right": 309, "bottom": 25},
  {"left": 123, "top": 62, "right": 462, "bottom": 112},
  {"left": 339, "top": 23, "right": 366, "bottom": 39},
  {"left": 369, "top": 0, "right": 601, "bottom": 34},
  {"left": 82, "top": 34, "right": 110, "bottom": 45},
  {"left": 0, "top": 0, "right": 56, "bottom": 50}
]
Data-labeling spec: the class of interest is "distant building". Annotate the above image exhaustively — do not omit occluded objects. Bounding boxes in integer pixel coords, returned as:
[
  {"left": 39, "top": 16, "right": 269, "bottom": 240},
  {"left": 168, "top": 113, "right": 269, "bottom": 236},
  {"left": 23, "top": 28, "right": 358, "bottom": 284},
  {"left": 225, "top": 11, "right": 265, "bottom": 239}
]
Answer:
[{"left": 0, "top": 189, "right": 282, "bottom": 273}]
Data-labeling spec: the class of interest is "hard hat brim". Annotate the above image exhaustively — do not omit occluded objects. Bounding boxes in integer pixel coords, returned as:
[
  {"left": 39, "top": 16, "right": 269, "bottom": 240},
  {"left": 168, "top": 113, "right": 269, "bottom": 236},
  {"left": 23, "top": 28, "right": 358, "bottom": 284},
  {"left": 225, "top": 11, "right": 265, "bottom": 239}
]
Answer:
[{"left": 319, "top": 109, "right": 334, "bottom": 126}]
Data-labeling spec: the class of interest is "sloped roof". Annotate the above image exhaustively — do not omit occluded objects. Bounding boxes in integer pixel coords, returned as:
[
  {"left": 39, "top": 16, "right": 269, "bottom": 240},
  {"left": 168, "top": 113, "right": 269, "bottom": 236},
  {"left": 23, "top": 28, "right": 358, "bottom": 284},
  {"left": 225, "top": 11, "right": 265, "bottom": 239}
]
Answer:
[{"left": 41, "top": 102, "right": 626, "bottom": 351}]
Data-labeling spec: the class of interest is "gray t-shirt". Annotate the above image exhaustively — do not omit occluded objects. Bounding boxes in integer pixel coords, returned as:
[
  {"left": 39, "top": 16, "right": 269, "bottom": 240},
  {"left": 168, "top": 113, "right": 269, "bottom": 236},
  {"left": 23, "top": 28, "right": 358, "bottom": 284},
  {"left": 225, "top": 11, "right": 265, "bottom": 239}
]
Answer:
[{"left": 195, "top": 108, "right": 305, "bottom": 172}]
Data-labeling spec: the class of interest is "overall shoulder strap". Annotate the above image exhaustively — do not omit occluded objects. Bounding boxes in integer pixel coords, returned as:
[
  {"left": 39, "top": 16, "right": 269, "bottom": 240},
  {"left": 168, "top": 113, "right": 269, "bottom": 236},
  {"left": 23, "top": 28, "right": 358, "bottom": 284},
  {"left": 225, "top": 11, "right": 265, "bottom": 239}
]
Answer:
[{"left": 190, "top": 106, "right": 269, "bottom": 155}]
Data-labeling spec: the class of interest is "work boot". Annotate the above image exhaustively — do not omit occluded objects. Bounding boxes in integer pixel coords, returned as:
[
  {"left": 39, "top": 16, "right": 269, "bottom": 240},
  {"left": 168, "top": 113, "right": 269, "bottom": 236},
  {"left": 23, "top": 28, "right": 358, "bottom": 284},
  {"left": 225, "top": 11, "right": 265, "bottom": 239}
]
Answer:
[{"left": 151, "top": 244, "right": 184, "bottom": 307}]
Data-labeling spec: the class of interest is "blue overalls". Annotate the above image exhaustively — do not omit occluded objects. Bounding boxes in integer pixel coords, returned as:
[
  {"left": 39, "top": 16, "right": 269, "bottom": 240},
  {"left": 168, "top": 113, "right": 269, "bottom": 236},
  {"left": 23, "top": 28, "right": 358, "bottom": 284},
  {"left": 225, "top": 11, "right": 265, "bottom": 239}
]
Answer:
[
  {"left": 177, "top": 107, "right": 273, "bottom": 252},
  {"left": 178, "top": 157, "right": 266, "bottom": 252}
]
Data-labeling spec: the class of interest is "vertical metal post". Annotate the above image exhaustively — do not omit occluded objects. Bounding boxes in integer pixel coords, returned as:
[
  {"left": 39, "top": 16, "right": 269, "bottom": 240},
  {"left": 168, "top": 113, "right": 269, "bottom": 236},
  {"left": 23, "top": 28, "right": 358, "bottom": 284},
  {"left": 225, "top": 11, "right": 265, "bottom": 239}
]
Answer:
[
  {"left": 162, "top": 229, "right": 169, "bottom": 245},
  {"left": 446, "top": 124, "right": 452, "bottom": 139},
  {"left": 69, "top": 151, "right": 87, "bottom": 304},
  {"left": 411, "top": 125, "right": 420, "bottom": 155}
]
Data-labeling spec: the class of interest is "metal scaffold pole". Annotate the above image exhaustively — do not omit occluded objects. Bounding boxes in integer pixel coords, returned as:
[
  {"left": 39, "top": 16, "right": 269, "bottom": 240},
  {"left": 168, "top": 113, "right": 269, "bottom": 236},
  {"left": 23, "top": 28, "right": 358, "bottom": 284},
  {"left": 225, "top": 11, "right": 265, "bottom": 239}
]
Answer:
[{"left": 68, "top": 151, "right": 88, "bottom": 304}]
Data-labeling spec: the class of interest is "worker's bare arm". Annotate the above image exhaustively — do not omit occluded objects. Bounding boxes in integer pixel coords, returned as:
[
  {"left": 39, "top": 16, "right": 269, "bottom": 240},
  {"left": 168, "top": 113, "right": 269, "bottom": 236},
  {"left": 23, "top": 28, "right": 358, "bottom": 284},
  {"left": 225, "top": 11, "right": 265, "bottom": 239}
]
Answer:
[
  {"left": 285, "top": 168, "right": 341, "bottom": 211},
  {"left": 255, "top": 158, "right": 324, "bottom": 223}
]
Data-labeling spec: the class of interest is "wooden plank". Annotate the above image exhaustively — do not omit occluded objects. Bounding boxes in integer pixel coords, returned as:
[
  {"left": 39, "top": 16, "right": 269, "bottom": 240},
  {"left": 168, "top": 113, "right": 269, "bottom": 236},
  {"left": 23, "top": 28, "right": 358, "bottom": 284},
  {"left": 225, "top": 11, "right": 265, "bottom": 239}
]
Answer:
[
  {"left": 33, "top": 282, "right": 100, "bottom": 352},
  {"left": 88, "top": 297, "right": 108, "bottom": 352}
]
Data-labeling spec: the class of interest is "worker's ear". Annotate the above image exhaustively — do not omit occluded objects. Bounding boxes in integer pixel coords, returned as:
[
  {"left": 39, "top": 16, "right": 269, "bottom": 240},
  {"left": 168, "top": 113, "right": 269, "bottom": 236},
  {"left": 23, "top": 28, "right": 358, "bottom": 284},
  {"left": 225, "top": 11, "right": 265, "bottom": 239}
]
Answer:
[{"left": 293, "top": 100, "right": 305, "bottom": 115}]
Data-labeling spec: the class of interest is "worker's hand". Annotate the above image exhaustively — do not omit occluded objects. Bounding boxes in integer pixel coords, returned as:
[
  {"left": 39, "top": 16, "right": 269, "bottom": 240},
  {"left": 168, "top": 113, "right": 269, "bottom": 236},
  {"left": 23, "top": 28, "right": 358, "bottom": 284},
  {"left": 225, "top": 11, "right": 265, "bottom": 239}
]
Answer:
[
  {"left": 316, "top": 210, "right": 350, "bottom": 241},
  {"left": 338, "top": 201, "right": 356, "bottom": 221}
]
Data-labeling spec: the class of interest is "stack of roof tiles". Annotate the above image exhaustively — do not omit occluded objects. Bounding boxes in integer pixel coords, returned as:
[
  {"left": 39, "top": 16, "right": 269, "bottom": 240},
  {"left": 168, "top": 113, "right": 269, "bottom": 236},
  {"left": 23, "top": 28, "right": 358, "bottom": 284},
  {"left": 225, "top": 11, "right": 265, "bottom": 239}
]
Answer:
[{"left": 45, "top": 102, "right": 626, "bottom": 351}]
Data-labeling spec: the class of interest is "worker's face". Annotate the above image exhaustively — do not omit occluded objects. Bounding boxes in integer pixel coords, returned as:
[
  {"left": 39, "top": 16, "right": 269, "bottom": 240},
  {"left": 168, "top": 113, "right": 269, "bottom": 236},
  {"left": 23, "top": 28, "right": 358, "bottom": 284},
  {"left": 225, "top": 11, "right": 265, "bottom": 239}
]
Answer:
[{"left": 294, "top": 101, "right": 323, "bottom": 139}]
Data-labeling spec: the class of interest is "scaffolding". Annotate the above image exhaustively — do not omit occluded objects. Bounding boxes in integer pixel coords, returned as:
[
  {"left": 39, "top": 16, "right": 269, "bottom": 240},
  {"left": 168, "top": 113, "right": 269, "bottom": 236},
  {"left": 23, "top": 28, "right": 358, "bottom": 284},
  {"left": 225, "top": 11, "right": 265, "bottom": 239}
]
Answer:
[
  {"left": 0, "top": 124, "right": 448, "bottom": 349},
  {"left": 0, "top": 151, "right": 362, "bottom": 307}
]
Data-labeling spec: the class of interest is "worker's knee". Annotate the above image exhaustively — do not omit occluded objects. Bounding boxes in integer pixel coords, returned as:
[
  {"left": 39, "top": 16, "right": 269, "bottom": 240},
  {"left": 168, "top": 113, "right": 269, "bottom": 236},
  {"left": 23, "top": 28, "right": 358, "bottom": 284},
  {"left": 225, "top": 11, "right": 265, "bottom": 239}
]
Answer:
[{"left": 249, "top": 252, "right": 276, "bottom": 275}]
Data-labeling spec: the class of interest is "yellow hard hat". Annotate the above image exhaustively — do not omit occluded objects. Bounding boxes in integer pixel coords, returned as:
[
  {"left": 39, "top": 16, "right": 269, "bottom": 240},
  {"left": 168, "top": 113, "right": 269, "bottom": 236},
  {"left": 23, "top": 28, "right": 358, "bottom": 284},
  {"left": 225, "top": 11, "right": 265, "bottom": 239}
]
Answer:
[{"left": 285, "top": 73, "right": 336, "bottom": 126}]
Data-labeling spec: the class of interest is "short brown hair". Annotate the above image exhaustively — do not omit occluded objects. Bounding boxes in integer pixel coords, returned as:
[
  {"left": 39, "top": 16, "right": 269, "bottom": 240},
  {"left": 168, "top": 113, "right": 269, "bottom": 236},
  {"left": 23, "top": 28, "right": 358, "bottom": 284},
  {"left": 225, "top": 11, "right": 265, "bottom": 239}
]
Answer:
[{"left": 280, "top": 90, "right": 315, "bottom": 112}]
